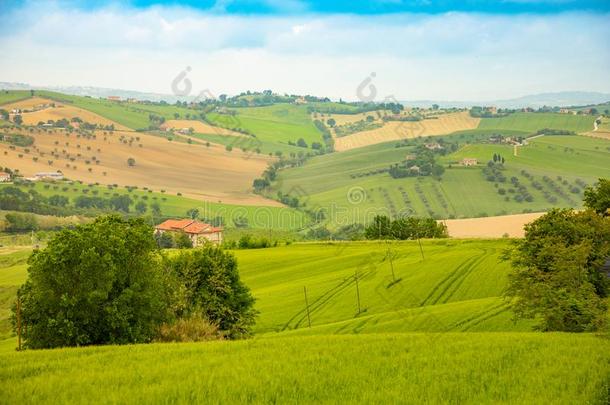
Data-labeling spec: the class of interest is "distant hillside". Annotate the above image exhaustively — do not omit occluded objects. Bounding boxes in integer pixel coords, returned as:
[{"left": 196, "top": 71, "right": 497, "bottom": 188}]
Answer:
[{"left": 403, "top": 91, "right": 610, "bottom": 109}]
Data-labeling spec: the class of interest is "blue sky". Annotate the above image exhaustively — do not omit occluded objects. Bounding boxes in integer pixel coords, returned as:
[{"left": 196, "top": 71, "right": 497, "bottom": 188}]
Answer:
[{"left": 0, "top": 1, "right": 609, "bottom": 100}]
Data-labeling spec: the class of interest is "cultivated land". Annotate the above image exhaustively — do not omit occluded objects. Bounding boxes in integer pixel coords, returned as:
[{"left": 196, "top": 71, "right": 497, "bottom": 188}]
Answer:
[
  {"left": 0, "top": 240, "right": 608, "bottom": 403},
  {"left": 271, "top": 134, "right": 610, "bottom": 224},
  {"left": 477, "top": 112, "right": 596, "bottom": 133},
  {"left": 3, "top": 97, "right": 132, "bottom": 130},
  {"left": 333, "top": 112, "right": 480, "bottom": 151},
  {"left": 443, "top": 212, "right": 545, "bottom": 238},
  {"left": 1, "top": 127, "right": 278, "bottom": 206},
  {"left": 206, "top": 103, "right": 325, "bottom": 154},
  {"left": 160, "top": 119, "right": 243, "bottom": 136}
]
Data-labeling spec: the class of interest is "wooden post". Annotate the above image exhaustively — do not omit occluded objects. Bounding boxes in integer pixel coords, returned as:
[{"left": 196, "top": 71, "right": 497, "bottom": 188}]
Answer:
[
  {"left": 355, "top": 271, "right": 361, "bottom": 315},
  {"left": 16, "top": 295, "right": 22, "bottom": 351},
  {"left": 303, "top": 286, "right": 311, "bottom": 328},
  {"left": 388, "top": 249, "right": 396, "bottom": 282}
]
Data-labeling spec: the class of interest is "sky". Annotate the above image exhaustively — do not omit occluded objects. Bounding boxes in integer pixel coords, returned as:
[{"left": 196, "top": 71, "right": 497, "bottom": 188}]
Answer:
[{"left": 0, "top": 0, "right": 609, "bottom": 101}]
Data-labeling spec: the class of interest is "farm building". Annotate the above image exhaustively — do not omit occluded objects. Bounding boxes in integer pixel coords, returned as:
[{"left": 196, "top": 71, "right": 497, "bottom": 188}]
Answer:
[
  {"left": 107, "top": 96, "right": 121, "bottom": 101},
  {"left": 424, "top": 142, "right": 443, "bottom": 150},
  {"left": 460, "top": 158, "right": 478, "bottom": 166},
  {"left": 0, "top": 172, "right": 11, "bottom": 182},
  {"left": 155, "top": 219, "right": 223, "bottom": 246},
  {"left": 34, "top": 172, "right": 64, "bottom": 180}
]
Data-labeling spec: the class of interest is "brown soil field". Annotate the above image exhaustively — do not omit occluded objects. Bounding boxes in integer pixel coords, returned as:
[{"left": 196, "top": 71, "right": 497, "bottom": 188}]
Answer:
[
  {"left": 4, "top": 98, "right": 131, "bottom": 131},
  {"left": 0, "top": 127, "right": 280, "bottom": 206},
  {"left": 334, "top": 112, "right": 480, "bottom": 152},
  {"left": 443, "top": 212, "right": 545, "bottom": 238},
  {"left": 160, "top": 120, "right": 243, "bottom": 136}
]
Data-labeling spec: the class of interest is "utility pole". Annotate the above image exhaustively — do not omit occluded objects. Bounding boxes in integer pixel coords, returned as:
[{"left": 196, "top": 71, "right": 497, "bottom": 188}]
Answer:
[
  {"left": 355, "top": 271, "right": 361, "bottom": 315},
  {"left": 303, "top": 286, "right": 311, "bottom": 328}
]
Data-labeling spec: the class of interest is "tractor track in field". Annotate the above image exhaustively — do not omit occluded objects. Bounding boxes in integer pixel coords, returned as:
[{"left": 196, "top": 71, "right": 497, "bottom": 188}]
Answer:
[
  {"left": 419, "top": 249, "right": 489, "bottom": 307},
  {"left": 452, "top": 301, "right": 510, "bottom": 331},
  {"left": 282, "top": 269, "right": 375, "bottom": 331}
]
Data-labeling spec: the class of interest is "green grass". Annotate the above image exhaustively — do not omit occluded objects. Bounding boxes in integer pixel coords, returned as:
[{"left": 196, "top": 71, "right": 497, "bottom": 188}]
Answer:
[
  {"left": 1, "top": 333, "right": 608, "bottom": 403},
  {"left": 478, "top": 112, "right": 596, "bottom": 133},
  {"left": 0, "top": 182, "right": 309, "bottom": 231},
  {"left": 234, "top": 240, "right": 534, "bottom": 334},
  {"left": 35, "top": 91, "right": 193, "bottom": 130},
  {"left": 0, "top": 90, "right": 31, "bottom": 106},
  {"left": 206, "top": 104, "right": 324, "bottom": 153},
  {"left": 271, "top": 135, "right": 610, "bottom": 222},
  {"left": 1, "top": 240, "right": 608, "bottom": 402}
]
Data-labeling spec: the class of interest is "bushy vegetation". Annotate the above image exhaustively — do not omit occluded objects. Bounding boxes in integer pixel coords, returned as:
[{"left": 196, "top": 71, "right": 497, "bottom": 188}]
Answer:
[
  {"left": 12, "top": 216, "right": 256, "bottom": 348},
  {"left": 364, "top": 215, "right": 447, "bottom": 240}
]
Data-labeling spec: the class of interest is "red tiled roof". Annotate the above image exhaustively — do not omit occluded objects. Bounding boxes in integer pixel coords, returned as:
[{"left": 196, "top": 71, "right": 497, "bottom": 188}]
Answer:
[{"left": 155, "top": 219, "right": 222, "bottom": 234}]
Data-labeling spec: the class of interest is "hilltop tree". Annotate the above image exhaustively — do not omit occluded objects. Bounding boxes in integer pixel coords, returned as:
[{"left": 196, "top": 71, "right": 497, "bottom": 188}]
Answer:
[
  {"left": 13, "top": 216, "right": 169, "bottom": 349},
  {"left": 127, "top": 157, "right": 136, "bottom": 167}
]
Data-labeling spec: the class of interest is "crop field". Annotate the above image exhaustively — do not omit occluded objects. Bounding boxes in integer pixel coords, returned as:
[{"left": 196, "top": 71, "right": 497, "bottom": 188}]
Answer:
[
  {"left": 206, "top": 104, "right": 324, "bottom": 153},
  {"left": 1, "top": 333, "right": 608, "bottom": 404},
  {"left": 0, "top": 90, "right": 31, "bottom": 106},
  {"left": 0, "top": 126, "right": 278, "bottom": 206},
  {"left": 333, "top": 112, "right": 480, "bottom": 151},
  {"left": 271, "top": 135, "right": 610, "bottom": 224},
  {"left": 34, "top": 91, "right": 193, "bottom": 130},
  {"left": 478, "top": 112, "right": 596, "bottom": 133},
  {"left": 0, "top": 240, "right": 608, "bottom": 403},
  {"left": 160, "top": 119, "right": 243, "bottom": 136},
  {"left": 3, "top": 97, "right": 132, "bottom": 130}
]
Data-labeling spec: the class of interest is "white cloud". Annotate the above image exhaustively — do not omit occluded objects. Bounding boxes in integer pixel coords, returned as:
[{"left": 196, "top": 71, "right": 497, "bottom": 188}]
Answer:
[{"left": 0, "top": 2, "right": 608, "bottom": 100}]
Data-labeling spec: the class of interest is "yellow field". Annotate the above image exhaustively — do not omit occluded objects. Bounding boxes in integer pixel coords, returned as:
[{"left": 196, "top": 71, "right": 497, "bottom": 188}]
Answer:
[
  {"left": 443, "top": 212, "right": 545, "bottom": 238},
  {"left": 0, "top": 128, "right": 280, "bottom": 206},
  {"left": 315, "top": 111, "right": 390, "bottom": 126},
  {"left": 2, "top": 97, "right": 52, "bottom": 111},
  {"left": 160, "top": 120, "right": 243, "bottom": 136},
  {"left": 334, "top": 112, "right": 480, "bottom": 151},
  {"left": 3, "top": 97, "right": 131, "bottom": 131}
]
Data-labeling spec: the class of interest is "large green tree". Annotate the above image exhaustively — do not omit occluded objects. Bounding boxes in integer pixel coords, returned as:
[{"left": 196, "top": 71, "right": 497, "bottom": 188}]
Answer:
[
  {"left": 506, "top": 209, "right": 610, "bottom": 332},
  {"left": 14, "top": 216, "right": 169, "bottom": 348}
]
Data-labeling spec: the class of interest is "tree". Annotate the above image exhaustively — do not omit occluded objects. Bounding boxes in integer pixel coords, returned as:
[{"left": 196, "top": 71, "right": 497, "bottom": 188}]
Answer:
[
  {"left": 364, "top": 215, "right": 393, "bottom": 239},
  {"left": 0, "top": 109, "right": 8, "bottom": 121},
  {"left": 150, "top": 202, "right": 162, "bottom": 217},
  {"left": 154, "top": 231, "right": 174, "bottom": 248},
  {"left": 186, "top": 208, "right": 199, "bottom": 219},
  {"left": 13, "top": 114, "right": 23, "bottom": 125},
  {"left": 584, "top": 178, "right": 610, "bottom": 216},
  {"left": 505, "top": 209, "right": 610, "bottom": 332},
  {"left": 135, "top": 201, "right": 147, "bottom": 214},
  {"left": 13, "top": 216, "right": 168, "bottom": 348},
  {"left": 48, "top": 194, "right": 69, "bottom": 207},
  {"left": 127, "top": 157, "right": 136, "bottom": 167},
  {"left": 326, "top": 118, "right": 336, "bottom": 127},
  {"left": 166, "top": 246, "right": 257, "bottom": 337},
  {"left": 5, "top": 212, "right": 38, "bottom": 232},
  {"left": 173, "top": 232, "right": 193, "bottom": 249}
]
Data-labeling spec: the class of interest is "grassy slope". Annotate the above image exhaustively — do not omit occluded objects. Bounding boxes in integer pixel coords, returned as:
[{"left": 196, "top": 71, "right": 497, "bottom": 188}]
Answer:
[
  {"left": 1, "top": 241, "right": 608, "bottom": 403},
  {"left": 1, "top": 333, "right": 607, "bottom": 404},
  {"left": 478, "top": 112, "right": 596, "bottom": 133},
  {"left": 35, "top": 91, "right": 193, "bottom": 130},
  {"left": 206, "top": 104, "right": 324, "bottom": 153},
  {"left": 272, "top": 135, "right": 610, "bottom": 222},
  {"left": 0, "top": 182, "right": 309, "bottom": 231},
  {"left": 0, "top": 90, "right": 31, "bottom": 106}
]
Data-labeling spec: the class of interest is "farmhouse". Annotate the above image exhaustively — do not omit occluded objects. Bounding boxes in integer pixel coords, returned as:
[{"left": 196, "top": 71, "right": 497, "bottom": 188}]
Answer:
[
  {"left": 107, "top": 96, "right": 121, "bottom": 102},
  {"left": 424, "top": 142, "right": 443, "bottom": 151},
  {"left": 460, "top": 158, "right": 478, "bottom": 166},
  {"left": 0, "top": 172, "right": 11, "bottom": 182},
  {"left": 155, "top": 219, "right": 223, "bottom": 246}
]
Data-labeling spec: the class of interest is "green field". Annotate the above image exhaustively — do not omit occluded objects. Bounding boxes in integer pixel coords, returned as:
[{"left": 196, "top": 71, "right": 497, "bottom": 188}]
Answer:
[
  {"left": 206, "top": 104, "right": 325, "bottom": 153},
  {"left": 270, "top": 135, "right": 610, "bottom": 222},
  {"left": 33, "top": 91, "right": 193, "bottom": 130},
  {"left": 1, "top": 240, "right": 609, "bottom": 403},
  {"left": 0, "top": 90, "right": 31, "bottom": 106},
  {"left": 478, "top": 112, "right": 596, "bottom": 133},
  {"left": 0, "top": 182, "right": 310, "bottom": 231},
  {"left": 1, "top": 333, "right": 607, "bottom": 403}
]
